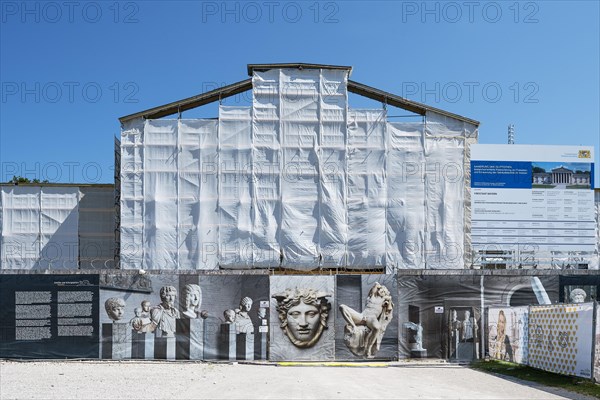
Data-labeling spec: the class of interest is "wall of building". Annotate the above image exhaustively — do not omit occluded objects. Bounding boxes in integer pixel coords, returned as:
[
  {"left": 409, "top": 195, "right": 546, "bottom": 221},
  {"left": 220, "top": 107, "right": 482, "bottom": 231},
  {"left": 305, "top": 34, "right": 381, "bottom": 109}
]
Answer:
[{"left": 0, "top": 184, "right": 115, "bottom": 270}]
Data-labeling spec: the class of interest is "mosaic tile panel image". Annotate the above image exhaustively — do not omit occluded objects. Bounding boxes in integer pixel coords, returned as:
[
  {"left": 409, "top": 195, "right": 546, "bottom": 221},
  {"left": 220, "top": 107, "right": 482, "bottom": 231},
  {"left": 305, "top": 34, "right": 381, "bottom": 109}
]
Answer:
[
  {"left": 528, "top": 303, "right": 595, "bottom": 379},
  {"left": 335, "top": 274, "right": 398, "bottom": 360},
  {"left": 269, "top": 275, "right": 335, "bottom": 361}
]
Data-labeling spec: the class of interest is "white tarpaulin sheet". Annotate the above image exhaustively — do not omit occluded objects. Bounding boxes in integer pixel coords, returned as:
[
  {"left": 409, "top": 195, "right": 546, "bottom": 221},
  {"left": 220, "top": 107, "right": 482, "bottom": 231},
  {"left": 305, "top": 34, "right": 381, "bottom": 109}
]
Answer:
[
  {"left": 120, "top": 118, "right": 220, "bottom": 270},
  {"left": 1, "top": 186, "right": 78, "bottom": 269},
  {"left": 424, "top": 111, "right": 472, "bottom": 269},
  {"left": 252, "top": 69, "right": 281, "bottom": 268},
  {"left": 180, "top": 119, "right": 219, "bottom": 270},
  {"left": 386, "top": 122, "right": 426, "bottom": 269},
  {"left": 218, "top": 106, "right": 253, "bottom": 268},
  {"left": 119, "top": 68, "right": 476, "bottom": 270},
  {"left": 347, "top": 110, "right": 386, "bottom": 268}
]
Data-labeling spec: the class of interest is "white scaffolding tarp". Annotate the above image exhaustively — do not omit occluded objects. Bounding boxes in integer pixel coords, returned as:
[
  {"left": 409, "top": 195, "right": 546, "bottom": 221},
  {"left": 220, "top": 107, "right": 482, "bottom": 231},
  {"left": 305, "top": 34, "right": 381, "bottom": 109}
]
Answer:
[
  {"left": 386, "top": 122, "right": 426, "bottom": 269},
  {"left": 119, "top": 68, "right": 477, "bottom": 270},
  {"left": 218, "top": 106, "right": 253, "bottom": 268},
  {"left": 180, "top": 119, "right": 219, "bottom": 270},
  {"left": 347, "top": 110, "right": 386, "bottom": 268},
  {"left": 252, "top": 69, "right": 281, "bottom": 268},
  {"left": 424, "top": 116, "right": 465, "bottom": 269},
  {"left": 120, "top": 118, "right": 221, "bottom": 270},
  {"left": 120, "top": 118, "right": 144, "bottom": 269},
  {"left": 1, "top": 186, "right": 79, "bottom": 269}
]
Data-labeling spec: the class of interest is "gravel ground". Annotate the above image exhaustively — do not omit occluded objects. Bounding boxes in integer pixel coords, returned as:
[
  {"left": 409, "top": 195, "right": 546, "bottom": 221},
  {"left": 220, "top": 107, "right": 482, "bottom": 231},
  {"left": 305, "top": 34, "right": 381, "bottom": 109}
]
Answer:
[{"left": 0, "top": 360, "right": 593, "bottom": 400}]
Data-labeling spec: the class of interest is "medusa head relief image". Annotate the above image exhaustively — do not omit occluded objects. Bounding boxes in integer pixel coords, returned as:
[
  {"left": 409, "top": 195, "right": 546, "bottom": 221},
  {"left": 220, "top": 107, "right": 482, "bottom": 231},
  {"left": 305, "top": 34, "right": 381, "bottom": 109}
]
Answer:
[{"left": 272, "top": 288, "right": 332, "bottom": 348}]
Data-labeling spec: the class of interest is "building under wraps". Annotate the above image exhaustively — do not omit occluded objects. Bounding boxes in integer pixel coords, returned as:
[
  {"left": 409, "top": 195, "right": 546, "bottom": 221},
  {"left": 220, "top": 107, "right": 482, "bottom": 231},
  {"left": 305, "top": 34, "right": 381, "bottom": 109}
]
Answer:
[{"left": 117, "top": 63, "right": 479, "bottom": 271}]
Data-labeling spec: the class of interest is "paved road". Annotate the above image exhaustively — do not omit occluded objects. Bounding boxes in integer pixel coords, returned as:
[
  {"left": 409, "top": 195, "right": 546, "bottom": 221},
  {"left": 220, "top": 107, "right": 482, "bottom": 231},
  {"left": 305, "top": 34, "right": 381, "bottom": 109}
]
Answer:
[{"left": 0, "top": 361, "right": 590, "bottom": 399}]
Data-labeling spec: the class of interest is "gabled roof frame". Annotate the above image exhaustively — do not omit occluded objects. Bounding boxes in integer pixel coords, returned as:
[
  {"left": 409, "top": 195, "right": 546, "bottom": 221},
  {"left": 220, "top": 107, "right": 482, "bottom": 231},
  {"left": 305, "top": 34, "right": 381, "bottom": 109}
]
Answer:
[{"left": 119, "top": 63, "right": 479, "bottom": 126}]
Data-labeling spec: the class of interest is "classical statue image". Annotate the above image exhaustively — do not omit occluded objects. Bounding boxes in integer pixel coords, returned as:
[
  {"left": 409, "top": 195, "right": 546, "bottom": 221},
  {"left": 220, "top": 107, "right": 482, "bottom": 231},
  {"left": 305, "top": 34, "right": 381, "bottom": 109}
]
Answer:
[
  {"left": 130, "top": 306, "right": 154, "bottom": 333},
  {"left": 137, "top": 300, "right": 155, "bottom": 332},
  {"left": 257, "top": 307, "right": 267, "bottom": 326},
  {"left": 449, "top": 309, "right": 461, "bottom": 357},
  {"left": 105, "top": 297, "right": 126, "bottom": 322},
  {"left": 339, "top": 282, "right": 394, "bottom": 358},
  {"left": 150, "top": 286, "right": 181, "bottom": 337},
  {"left": 569, "top": 288, "right": 587, "bottom": 303},
  {"left": 140, "top": 300, "right": 151, "bottom": 317},
  {"left": 461, "top": 310, "right": 477, "bottom": 342},
  {"left": 130, "top": 307, "right": 143, "bottom": 331},
  {"left": 257, "top": 307, "right": 267, "bottom": 319},
  {"left": 235, "top": 297, "right": 254, "bottom": 334},
  {"left": 182, "top": 283, "right": 202, "bottom": 319},
  {"left": 403, "top": 321, "right": 424, "bottom": 351},
  {"left": 272, "top": 288, "right": 332, "bottom": 348},
  {"left": 223, "top": 309, "right": 236, "bottom": 324}
]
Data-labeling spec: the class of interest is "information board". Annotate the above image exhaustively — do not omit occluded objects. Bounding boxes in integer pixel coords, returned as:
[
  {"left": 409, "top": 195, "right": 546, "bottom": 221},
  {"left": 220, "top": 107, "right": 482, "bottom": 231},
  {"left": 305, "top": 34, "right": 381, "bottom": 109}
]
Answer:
[
  {"left": 471, "top": 144, "right": 595, "bottom": 268},
  {"left": 0, "top": 274, "right": 100, "bottom": 358}
]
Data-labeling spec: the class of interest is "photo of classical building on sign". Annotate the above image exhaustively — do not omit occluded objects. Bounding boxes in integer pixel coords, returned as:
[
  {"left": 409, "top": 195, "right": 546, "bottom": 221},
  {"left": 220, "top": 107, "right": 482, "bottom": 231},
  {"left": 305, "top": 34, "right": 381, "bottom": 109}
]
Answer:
[{"left": 532, "top": 162, "right": 592, "bottom": 189}]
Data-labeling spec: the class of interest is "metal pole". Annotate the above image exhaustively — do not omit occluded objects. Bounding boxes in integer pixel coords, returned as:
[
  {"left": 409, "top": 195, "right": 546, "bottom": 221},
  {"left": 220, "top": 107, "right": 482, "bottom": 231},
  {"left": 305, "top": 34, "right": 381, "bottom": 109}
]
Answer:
[{"left": 480, "top": 274, "right": 485, "bottom": 359}]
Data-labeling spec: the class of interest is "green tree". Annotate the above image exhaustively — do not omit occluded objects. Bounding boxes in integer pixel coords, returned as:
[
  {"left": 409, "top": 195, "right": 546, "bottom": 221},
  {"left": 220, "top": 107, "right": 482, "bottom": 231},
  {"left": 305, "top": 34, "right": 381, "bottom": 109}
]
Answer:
[{"left": 6, "top": 176, "right": 49, "bottom": 184}]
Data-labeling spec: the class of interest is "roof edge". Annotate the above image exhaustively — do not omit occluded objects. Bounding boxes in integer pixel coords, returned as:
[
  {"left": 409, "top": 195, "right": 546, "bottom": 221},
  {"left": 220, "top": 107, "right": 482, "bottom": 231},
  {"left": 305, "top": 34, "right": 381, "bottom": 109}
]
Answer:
[
  {"left": 119, "top": 66, "right": 479, "bottom": 127},
  {"left": 247, "top": 63, "right": 352, "bottom": 76},
  {"left": 348, "top": 80, "right": 480, "bottom": 127},
  {"left": 0, "top": 183, "right": 115, "bottom": 188},
  {"left": 119, "top": 79, "right": 252, "bottom": 123}
]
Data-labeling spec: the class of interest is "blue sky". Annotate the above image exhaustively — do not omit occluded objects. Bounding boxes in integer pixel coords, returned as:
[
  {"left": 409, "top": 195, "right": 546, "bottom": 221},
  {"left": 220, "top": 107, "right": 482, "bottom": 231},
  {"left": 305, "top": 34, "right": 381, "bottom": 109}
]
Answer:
[
  {"left": 1, "top": 1, "right": 598, "bottom": 185},
  {"left": 532, "top": 162, "right": 592, "bottom": 173}
]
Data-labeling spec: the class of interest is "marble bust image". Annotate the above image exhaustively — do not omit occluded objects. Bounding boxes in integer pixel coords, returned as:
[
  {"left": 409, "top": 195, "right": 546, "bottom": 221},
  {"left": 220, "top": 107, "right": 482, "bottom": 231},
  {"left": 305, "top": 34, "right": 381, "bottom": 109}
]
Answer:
[
  {"left": 235, "top": 296, "right": 254, "bottom": 334},
  {"left": 150, "top": 286, "right": 181, "bottom": 337},
  {"left": 182, "top": 283, "right": 202, "bottom": 319},
  {"left": 130, "top": 307, "right": 144, "bottom": 332},
  {"left": 223, "top": 309, "right": 236, "bottom": 324},
  {"left": 105, "top": 297, "right": 126, "bottom": 322},
  {"left": 569, "top": 288, "right": 586, "bottom": 303},
  {"left": 141, "top": 300, "right": 151, "bottom": 317}
]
